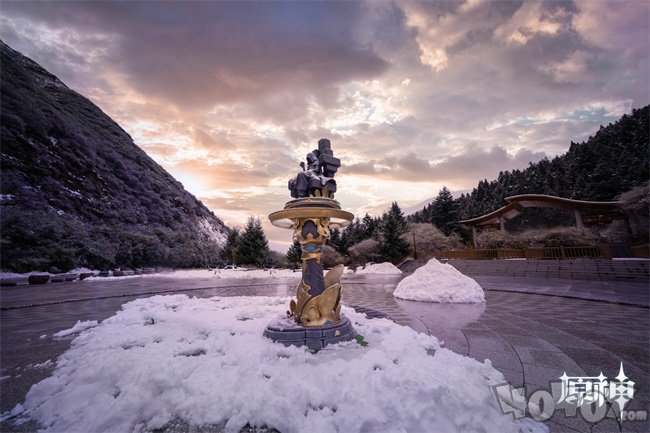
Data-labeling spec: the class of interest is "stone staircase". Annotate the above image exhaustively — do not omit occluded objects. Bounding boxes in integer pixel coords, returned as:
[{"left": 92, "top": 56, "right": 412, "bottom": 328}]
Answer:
[{"left": 443, "top": 259, "right": 649, "bottom": 282}]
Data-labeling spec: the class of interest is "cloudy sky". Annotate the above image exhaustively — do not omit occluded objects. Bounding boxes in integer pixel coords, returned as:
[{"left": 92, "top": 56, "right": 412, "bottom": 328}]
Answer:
[{"left": 1, "top": 0, "right": 648, "bottom": 251}]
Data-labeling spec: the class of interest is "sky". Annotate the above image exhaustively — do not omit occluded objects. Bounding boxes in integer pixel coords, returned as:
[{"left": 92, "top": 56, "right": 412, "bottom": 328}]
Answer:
[{"left": 1, "top": 0, "right": 648, "bottom": 251}]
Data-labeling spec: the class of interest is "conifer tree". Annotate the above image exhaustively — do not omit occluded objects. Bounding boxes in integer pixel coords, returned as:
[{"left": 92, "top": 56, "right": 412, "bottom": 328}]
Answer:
[
  {"left": 361, "top": 213, "right": 378, "bottom": 239},
  {"left": 221, "top": 227, "right": 240, "bottom": 265},
  {"left": 431, "top": 186, "right": 459, "bottom": 235},
  {"left": 328, "top": 228, "right": 345, "bottom": 254},
  {"left": 235, "top": 217, "right": 269, "bottom": 266},
  {"left": 379, "top": 202, "right": 410, "bottom": 262},
  {"left": 286, "top": 238, "right": 302, "bottom": 269}
]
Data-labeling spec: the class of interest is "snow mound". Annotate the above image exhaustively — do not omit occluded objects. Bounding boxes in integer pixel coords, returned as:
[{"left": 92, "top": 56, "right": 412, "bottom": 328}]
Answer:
[
  {"left": 355, "top": 262, "right": 402, "bottom": 274},
  {"left": 394, "top": 258, "right": 485, "bottom": 303},
  {"left": 53, "top": 320, "right": 99, "bottom": 337},
  {"left": 5, "top": 295, "right": 543, "bottom": 433}
]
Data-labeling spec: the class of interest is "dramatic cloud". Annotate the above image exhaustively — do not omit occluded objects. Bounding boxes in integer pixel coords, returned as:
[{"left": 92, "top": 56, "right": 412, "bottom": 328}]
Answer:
[{"left": 1, "top": 0, "right": 647, "bottom": 250}]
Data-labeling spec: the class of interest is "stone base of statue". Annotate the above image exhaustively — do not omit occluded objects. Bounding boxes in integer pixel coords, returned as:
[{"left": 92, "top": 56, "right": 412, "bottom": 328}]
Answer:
[{"left": 264, "top": 315, "right": 355, "bottom": 351}]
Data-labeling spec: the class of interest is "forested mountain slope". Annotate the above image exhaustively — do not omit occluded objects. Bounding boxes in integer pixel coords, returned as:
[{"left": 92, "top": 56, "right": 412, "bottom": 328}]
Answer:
[{"left": 0, "top": 41, "right": 229, "bottom": 272}]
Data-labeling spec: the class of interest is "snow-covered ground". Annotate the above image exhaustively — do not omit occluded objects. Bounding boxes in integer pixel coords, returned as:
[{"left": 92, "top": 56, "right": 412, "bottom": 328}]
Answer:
[
  {"left": 355, "top": 262, "right": 403, "bottom": 275},
  {"left": 81, "top": 268, "right": 302, "bottom": 281},
  {"left": 2, "top": 295, "right": 544, "bottom": 433},
  {"left": 1, "top": 268, "right": 302, "bottom": 282},
  {"left": 394, "top": 258, "right": 485, "bottom": 303}
]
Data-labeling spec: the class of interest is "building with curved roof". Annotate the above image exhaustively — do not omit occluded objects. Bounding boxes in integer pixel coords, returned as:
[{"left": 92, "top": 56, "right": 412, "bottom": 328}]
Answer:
[{"left": 460, "top": 194, "right": 627, "bottom": 247}]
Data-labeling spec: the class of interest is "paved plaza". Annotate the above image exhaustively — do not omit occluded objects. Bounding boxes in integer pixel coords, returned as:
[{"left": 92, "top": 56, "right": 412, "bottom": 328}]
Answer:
[{"left": 1, "top": 272, "right": 648, "bottom": 433}]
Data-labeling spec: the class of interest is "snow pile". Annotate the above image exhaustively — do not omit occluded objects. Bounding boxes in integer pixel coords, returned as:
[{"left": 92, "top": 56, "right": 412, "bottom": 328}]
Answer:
[
  {"left": 355, "top": 262, "right": 402, "bottom": 275},
  {"left": 394, "top": 258, "right": 485, "bottom": 303},
  {"left": 4, "top": 295, "right": 544, "bottom": 433},
  {"left": 0, "top": 271, "right": 24, "bottom": 279},
  {"left": 53, "top": 320, "right": 98, "bottom": 337}
]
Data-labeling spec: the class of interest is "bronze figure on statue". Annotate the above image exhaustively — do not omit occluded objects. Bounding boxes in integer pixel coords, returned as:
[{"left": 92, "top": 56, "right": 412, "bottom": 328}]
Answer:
[{"left": 288, "top": 138, "right": 339, "bottom": 198}]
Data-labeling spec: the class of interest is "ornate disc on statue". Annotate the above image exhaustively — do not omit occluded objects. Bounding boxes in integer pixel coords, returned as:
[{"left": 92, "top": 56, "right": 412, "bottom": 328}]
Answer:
[
  {"left": 283, "top": 197, "right": 342, "bottom": 209},
  {"left": 269, "top": 207, "right": 354, "bottom": 229}
]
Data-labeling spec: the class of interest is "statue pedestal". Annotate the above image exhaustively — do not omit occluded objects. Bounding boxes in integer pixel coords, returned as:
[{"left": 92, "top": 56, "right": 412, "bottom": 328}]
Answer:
[{"left": 264, "top": 315, "right": 355, "bottom": 351}]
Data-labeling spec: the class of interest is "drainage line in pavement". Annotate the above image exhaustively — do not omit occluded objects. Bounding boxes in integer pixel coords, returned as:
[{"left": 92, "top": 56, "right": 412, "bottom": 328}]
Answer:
[
  {"left": 487, "top": 288, "right": 649, "bottom": 309},
  {"left": 0, "top": 281, "right": 296, "bottom": 310}
]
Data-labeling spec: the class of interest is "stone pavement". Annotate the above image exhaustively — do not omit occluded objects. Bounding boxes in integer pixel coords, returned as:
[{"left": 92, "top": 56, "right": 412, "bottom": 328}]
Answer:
[
  {"left": 472, "top": 275, "right": 650, "bottom": 307},
  {"left": 1, "top": 273, "right": 648, "bottom": 433}
]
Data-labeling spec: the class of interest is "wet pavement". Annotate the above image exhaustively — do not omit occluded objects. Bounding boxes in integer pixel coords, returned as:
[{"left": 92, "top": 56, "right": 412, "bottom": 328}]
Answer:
[{"left": 1, "top": 273, "right": 648, "bottom": 433}]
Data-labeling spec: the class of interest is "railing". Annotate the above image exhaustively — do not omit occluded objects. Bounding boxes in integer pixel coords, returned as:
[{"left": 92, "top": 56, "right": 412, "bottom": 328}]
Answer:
[
  {"left": 436, "top": 249, "right": 497, "bottom": 260},
  {"left": 497, "top": 249, "right": 526, "bottom": 259},
  {"left": 525, "top": 245, "right": 612, "bottom": 259},
  {"left": 632, "top": 244, "right": 650, "bottom": 258},
  {"left": 434, "top": 245, "right": 616, "bottom": 260}
]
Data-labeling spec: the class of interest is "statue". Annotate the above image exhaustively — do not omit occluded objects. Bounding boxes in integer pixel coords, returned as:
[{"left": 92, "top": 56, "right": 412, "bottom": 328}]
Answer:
[
  {"left": 266, "top": 139, "right": 355, "bottom": 349},
  {"left": 288, "top": 139, "right": 339, "bottom": 198}
]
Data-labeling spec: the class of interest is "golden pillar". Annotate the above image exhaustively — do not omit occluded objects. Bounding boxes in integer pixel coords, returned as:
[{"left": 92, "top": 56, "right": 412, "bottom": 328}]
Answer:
[
  {"left": 269, "top": 201, "right": 353, "bottom": 327},
  {"left": 269, "top": 139, "right": 353, "bottom": 330}
]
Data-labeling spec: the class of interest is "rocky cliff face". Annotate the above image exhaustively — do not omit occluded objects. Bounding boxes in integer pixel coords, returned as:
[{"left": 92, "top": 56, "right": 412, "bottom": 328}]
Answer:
[{"left": 0, "top": 41, "right": 229, "bottom": 272}]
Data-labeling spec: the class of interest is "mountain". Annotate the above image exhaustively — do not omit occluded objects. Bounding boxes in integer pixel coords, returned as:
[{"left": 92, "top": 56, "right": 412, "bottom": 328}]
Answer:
[
  {"left": 0, "top": 41, "right": 229, "bottom": 272},
  {"left": 402, "top": 197, "right": 436, "bottom": 216},
  {"left": 409, "top": 105, "right": 649, "bottom": 229}
]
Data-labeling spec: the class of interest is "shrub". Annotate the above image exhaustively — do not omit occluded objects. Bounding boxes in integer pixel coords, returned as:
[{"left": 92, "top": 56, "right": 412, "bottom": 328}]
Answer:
[
  {"left": 476, "top": 230, "right": 524, "bottom": 249},
  {"left": 348, "top": 239, "right": 381, "bottom": 267},
  {"left": 519, "top": 227, "right": 598, "bottom": 247},
  {"left": 618, "top": 183, "right": 649, "bottom": 244},
  {"left": 322, "top": 245, "right": 345, "bottom": 268},
  {"left": 404, "top": 223, "right": 463, "bottom": 257},
  {"left": 619, "top": 182, "right": 649, "bottom": 216}
]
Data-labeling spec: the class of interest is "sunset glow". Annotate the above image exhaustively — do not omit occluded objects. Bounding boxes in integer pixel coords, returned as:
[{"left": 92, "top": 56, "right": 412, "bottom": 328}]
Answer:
[{"left": 1, "top": 0, "right": 647, "bottom": 251}]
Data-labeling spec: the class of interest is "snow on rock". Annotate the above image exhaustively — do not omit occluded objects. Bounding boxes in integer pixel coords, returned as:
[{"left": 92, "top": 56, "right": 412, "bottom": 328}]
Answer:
[
  {"left": 5, "top": 295, "right": 544, "bottom": 433},
  {"left": 355, "top": 262, "right": 402, "bottom": 275},
  {"left": 53, "top": 320, "right": 99, "bottom": 338},
  {"left": 394, "top": 258, "right": 485, "bottom": 303},
  {"left": 198, "top": 217, "right": 227, "bottom": 247}
]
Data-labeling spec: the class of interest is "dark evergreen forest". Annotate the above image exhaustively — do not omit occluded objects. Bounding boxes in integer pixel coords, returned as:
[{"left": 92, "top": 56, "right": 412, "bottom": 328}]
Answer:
[{"left": 412, "top": 106, "right": 649, "bottom": 231}]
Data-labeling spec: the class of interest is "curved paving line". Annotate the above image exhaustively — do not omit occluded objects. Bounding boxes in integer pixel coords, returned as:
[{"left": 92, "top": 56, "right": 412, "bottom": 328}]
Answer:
[
  {"left": 486, "top": 288, "right": 649, "bottom": 309},
  {"left": 0, "top": 281, "right": 295, "bottom": 310},
  {"left": 475, "top": 312, "right": 527, "bottom": 387}
]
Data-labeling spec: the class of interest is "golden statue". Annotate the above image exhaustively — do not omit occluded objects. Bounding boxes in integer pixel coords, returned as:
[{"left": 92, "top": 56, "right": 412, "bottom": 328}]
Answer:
[{"left": 269, "top": 139, "right": 353, "bottom": 327}]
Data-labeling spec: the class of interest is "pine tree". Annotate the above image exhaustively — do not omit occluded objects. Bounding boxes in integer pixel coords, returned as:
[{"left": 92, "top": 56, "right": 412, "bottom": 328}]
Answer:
[
  {"left": 361, "top": 213, "right": 377, "bottom": 239},
  {"left": 286, "top": 238, "right": 302, "bottom": 269},
  {"left": 431, "top": 186, "right": 459, "bottom": 235},
  {"left": 221, "top": 227, "right": 240, "bottom": 265},
  {"left": 235, "top": 217, "right": 270, "bottom": 267},
  {"left": 328, "top": 227, "right": 344, "bottom": 254},
  {"left": 379, "top": 202, "right": 410, "bottom": 262}
]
